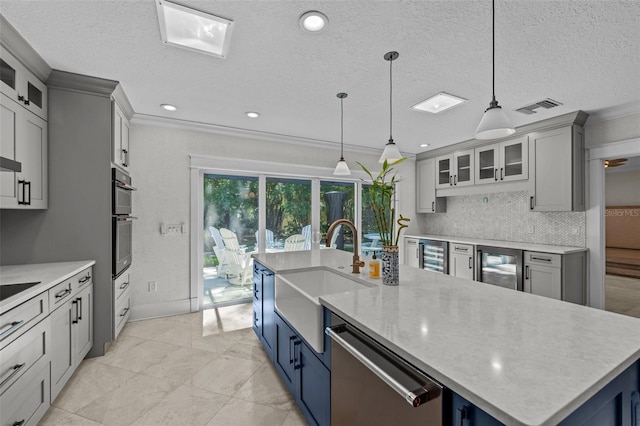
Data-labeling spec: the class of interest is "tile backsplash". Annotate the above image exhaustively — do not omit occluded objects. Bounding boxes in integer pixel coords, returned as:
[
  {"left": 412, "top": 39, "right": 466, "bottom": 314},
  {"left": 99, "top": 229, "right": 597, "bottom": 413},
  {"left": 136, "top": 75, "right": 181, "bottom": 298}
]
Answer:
[{"left": 421, "top": 191, "right": 586, "bottom": 247}]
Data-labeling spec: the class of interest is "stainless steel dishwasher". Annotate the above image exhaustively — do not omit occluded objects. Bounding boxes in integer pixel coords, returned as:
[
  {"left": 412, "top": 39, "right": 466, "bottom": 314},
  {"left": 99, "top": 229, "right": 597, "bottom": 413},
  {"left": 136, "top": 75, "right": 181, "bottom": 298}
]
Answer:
[{"left": 327, "top": 316, "right": 442, "bottom": 425}]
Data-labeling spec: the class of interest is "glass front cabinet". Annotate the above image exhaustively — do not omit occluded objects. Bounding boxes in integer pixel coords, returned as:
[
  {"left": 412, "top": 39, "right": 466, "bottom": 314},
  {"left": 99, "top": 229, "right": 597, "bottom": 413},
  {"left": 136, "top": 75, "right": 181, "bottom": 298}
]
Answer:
[
  {"left": 435, "top": 149, "right": 474, "bottom": 189},
  {"left": 475, "top": 136, "right": 528, "bottom": 184}
]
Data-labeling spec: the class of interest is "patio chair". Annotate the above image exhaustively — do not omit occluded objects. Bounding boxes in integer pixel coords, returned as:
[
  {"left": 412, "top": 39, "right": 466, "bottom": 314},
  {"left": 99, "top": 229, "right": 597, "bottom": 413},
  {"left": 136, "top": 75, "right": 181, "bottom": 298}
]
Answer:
[
  {"left": 301, "top": 225, "right": 312, "bottom": 250},
  {"left": 284, "top": 234, "right": 306, "bottom": 251},
  {"left": 255, "top": 229, "right": 275, "bottom": 249},
  {"left": 209, "top": 226, "right": 228, "bottom": 277},
  {"left": 219, "top": 228, "right": 254, "bottom": 285}
]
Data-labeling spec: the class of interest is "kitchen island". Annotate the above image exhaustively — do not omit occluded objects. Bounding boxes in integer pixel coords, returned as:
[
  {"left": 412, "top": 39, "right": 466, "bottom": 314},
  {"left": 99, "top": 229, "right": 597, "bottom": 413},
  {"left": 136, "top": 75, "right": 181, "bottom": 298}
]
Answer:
[{"left": 252, "top": 249, "right": 640, "bottom": 426}]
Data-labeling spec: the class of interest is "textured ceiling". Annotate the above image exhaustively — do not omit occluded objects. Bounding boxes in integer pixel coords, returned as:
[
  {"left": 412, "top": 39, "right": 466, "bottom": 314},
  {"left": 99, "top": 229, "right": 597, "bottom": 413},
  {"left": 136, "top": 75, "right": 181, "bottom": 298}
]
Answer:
[{"left": 1, "top": 1, "right": 639, "bottom": 155}]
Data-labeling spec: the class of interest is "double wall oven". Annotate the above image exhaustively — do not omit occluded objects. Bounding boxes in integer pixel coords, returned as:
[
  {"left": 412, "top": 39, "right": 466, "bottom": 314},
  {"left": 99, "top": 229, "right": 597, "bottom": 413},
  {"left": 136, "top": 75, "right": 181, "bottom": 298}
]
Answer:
[{"left": 112, "top": 168, "right": 136, "bottom": 278}]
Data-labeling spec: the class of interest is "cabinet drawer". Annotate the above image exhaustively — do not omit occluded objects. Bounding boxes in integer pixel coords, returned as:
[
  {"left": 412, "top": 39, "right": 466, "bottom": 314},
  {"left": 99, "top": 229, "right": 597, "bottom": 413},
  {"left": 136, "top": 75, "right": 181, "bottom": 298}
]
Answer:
[
  {"left": 0, "top": 361, "right": 50, "bottom": 426},
  {"left": 114, "top": 293, "right": 131, "bottom": 339},
  {"left": 74, "top": 267, "right": 93, "bottom": 293},
  {"left": 524, "top": 251, "right": 561, "bottom": 268},
  {"left": 0, "top": 317, "right": 50, "bottom": 394},
  {"left": 48, "top": 279, "right": 73, "bottom": 311},
  {"left": 0, "top": 292, "right": 48, "bottom": 350},
  {"left": 113, "top": 269, "right": 131, "bottom": 303}
]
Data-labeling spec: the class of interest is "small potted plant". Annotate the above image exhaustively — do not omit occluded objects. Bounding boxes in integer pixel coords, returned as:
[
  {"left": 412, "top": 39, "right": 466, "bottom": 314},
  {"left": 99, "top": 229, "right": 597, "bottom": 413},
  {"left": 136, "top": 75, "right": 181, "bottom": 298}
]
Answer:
[{"left": 358, "top": 158, "right": 410, "bottom": 285}]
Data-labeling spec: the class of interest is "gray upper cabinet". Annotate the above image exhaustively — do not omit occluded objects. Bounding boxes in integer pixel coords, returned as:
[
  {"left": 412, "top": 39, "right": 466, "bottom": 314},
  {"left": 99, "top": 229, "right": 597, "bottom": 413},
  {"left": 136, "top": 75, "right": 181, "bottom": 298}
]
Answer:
[
  {"left": 528, "top": 124, "right": 585, "bottom": 212},
  {"left": 435, "top": 149, "right": 474, "bottom": 189},
  {"left": 416, "top": 158, "right": 446, "bottom": 213},
  {"left": 112, "top": 99, "right": 130, "bottom": 170},
  {"left": 474, "top": 136, "right": 528, "bottom": 185},
  {"left": 0, "top": 46, "right": 48, "bottom": 210}
]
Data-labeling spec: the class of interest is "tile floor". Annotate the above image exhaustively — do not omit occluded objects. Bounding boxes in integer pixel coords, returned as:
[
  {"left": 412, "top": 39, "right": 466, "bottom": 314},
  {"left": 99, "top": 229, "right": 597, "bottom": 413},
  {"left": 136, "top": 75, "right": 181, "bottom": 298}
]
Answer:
[{"left": 39, "top": 304, "right": 307, "bottom": 426}]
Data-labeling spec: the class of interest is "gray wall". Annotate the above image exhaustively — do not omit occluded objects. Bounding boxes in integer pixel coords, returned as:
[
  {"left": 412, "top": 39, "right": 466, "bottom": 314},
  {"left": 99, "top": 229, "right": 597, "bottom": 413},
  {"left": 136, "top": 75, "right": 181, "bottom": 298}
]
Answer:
[
  {"left": 1, "top": 87, "right": 113, "bottom": 357},
  {"left": 605, "top": 169, "right": 640, "bottom": 206}
]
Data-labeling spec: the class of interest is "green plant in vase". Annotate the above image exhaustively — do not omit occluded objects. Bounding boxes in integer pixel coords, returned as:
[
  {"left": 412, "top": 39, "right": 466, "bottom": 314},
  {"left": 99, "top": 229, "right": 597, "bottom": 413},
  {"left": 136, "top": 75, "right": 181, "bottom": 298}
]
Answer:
[{"left": 358, "top": 158, "right": 410, "bottom": 285}]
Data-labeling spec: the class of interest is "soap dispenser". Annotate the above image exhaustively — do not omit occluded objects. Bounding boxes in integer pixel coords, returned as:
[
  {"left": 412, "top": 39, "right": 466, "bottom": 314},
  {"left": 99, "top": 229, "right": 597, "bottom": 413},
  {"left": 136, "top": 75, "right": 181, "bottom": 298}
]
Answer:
[{"left": 369, "top": 252, "right": 381, "bottom": 279}]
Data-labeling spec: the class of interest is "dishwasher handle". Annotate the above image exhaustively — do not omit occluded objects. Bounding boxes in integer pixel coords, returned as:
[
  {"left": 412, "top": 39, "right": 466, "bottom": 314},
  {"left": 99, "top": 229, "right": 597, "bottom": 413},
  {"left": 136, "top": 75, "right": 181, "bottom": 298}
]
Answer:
[{"left": 326, "top": 326, "right": 440, "bottom": 407}]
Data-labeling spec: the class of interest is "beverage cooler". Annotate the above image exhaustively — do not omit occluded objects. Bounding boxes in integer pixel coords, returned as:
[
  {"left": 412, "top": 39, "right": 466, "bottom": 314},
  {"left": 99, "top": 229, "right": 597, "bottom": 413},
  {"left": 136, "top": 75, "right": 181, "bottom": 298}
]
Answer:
[{"left": 419, "top": 239, "right": 448, "bottom": 274}]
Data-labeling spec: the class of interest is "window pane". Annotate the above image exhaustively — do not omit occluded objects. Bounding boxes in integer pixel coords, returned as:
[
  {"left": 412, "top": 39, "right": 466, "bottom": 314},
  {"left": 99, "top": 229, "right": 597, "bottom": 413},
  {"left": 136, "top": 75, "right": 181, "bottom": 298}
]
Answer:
[
  {"left": 204, "top": 174, "right": 258, "bottom": 266},
  {"left": 266, "top": 177, "right": 311, "bottom": 251},
  {"left": 320, "top": 181, "right": 354, "bottom": 251}
]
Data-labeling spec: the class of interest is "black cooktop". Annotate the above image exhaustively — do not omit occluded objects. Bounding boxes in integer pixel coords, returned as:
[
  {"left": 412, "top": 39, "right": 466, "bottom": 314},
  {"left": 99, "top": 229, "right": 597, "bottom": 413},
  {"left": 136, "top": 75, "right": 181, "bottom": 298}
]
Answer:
[{"left": 0, "top": 282, "right": 41, "bottom": 301}]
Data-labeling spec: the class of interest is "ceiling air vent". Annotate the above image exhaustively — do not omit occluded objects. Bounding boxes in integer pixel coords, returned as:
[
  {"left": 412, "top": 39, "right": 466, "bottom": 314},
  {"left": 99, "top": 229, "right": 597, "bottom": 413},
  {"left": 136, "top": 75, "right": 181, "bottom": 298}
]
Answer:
[{"left": 515, "top": 98, "right": 563, "bottom": 115}]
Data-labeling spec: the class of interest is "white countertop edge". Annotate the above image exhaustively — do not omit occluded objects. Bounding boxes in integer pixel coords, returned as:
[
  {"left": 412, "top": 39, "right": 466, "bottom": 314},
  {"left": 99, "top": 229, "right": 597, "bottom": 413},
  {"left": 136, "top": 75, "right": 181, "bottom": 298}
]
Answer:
[
  {"left": 404, "top": 234, "right": 587, "bottom": 254},
  {"left": 0, "top": 260, "right": 96, "bottom": 313}
]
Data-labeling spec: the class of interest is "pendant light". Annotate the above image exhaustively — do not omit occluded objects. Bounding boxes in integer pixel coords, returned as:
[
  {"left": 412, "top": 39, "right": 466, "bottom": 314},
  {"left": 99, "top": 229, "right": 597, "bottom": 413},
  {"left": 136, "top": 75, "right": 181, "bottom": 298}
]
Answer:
[
  {"left": 475, "top": 0, "right": 515, "bottom": 140},
  {"left": 379, "top": 51, "right": 403, "bottom": 163},
  {"left": 333, "top": 92, "right": 351, "bottom": 175}
]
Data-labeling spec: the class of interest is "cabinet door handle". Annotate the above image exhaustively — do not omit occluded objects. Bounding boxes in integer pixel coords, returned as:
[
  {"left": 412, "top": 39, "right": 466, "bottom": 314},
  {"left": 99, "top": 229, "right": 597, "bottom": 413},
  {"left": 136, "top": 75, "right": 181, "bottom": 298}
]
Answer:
[
  {"left": 500, "top": 167, "right": 504, "bottom": 180},
  {"left": 72, "top": 300, "right": 79, "bottom": 324},
  {"left": 79, "top": 274, "right": 91, "bottom": 284},
  {"left": 456, "top": 405, "right": 470, "bottom": 426},
  {"left": 525, "top": 265, "right": 530, "bottom": 280},
  {"left": 24, "top": 99, "right": 30, "bottom": 106},
  {"left": 530, "top": 196, "right": 535, "bottom": 210},
  {"left": 0, "top": 363, "right": 26, "bottom": 388},
  {"left": 77, "top": 297, "right": 83, "bottom": 320},
  {"left": 469, "top": 257, "right": 473, "bottom": 269},
  {"left": 12, "top": 419, "right": 25, "bottom": 426},
  {"left": 494, "top": 169, "right": 498, "bottom": 181},
  {"left": 449, "top": 175, "right": 452, "bottom": 186},
  {"left": 454, "top": 174, "right": 457, "bottom": 185},
  {"left": 120, "top": 306, "right": 130, "bottom": 317},
  {"left": 17, "top": 179, "right": 26, "bottom": 205},
  {"left": 289, "top": 335, "right": 296, "bottom": 365},
  {"left": 25, "top": 181, "right": 31, "bottom": 205},
  {"left": 531, "top": 256, "right": 552, "bottom": 263},
  {"left": 431, "top": 201, "right": 435, "bottom": 212},
  {"left": 18, "top": 95, "right": 25, "bottom": 102},
  {"left": 119, "top": 281, "right": 130, "bottom": 291},
  {"left": 293, "top": 339, "right": 302, "bottom": 370}
]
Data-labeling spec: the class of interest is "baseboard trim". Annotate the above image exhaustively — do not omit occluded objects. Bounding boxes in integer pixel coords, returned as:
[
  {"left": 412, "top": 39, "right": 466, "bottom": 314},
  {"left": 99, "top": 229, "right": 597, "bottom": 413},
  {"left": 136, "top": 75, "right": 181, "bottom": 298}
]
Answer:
[{"left": 129, "top": 299, "right": 193, "bottom": 321}]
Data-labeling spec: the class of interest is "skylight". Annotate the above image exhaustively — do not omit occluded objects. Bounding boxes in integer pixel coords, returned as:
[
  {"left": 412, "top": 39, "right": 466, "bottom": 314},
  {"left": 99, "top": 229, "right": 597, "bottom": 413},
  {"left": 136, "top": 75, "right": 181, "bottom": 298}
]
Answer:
[
  {"left": 156, "top": 0, "right": 233, "bottom": 58},
  {"left": 411, "top": 92, "right": 467, "bottom": 114}
]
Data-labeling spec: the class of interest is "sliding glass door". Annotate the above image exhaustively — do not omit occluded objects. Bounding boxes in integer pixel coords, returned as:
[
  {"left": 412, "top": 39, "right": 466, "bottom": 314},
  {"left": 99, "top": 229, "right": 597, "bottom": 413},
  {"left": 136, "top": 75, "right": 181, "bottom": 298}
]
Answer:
[{"left": 266, "top": 177, "right": 312, "bottom": 251}]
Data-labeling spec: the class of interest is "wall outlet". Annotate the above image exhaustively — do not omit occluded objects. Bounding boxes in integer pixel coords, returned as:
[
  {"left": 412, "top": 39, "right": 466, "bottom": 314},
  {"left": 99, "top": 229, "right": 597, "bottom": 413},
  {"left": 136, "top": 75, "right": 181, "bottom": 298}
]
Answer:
[
  {"left": 160, "top": 223, "right": 182, "bottom": 236},
  {"left": 528, "top": 225, "right": 535, "bottom": 234},
  {"left": 148, "top": 281, "right": 157, "bottom": 292},
  {"left": 571, "top": 227, "right": 580, "bottom": 235}
]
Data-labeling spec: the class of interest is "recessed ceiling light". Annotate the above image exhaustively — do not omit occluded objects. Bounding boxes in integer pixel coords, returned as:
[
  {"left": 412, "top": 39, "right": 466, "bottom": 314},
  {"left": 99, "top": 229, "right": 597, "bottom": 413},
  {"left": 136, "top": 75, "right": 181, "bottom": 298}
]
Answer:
[
  {"left": 411, "top": 92, "right": 467, "bottom": 114},
  {"left": 156, "top": 0, "right": 234, "bottom": 58},
  {"left": 420, "top": 143, "right": 430, "bottom": 148},
  {"left": 161, "top": 104, "right": 177, "bottom": 111},
  {"left": 299, "top": 11, "right": 328, "bottom": 32},
  {"left": 245, "top": 111, "right": 260, "bottom": 118}
]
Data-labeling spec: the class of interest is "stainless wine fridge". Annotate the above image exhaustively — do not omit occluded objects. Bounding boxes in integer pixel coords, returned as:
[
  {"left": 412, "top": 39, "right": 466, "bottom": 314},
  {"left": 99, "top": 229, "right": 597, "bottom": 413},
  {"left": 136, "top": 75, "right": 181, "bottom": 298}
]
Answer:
[
  {"left": 419, "top": 239, "right": 449, "bottom": 274},
  {"left": 476, "top": 245, "right": 524, "bottom": 291}
]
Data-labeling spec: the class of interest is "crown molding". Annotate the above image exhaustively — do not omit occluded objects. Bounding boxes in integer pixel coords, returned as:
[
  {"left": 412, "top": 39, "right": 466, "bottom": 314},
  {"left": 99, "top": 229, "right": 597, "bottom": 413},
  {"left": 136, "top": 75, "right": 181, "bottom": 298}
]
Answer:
[
  {"left": 0, "top": 14, "right": 51, "bottom": 81},
  {"left": 584, "top": 101, "right": 640, "bottom": 126},
  {"left": 133, "top": 113, "right": 416, "bottom": 160},
  {"left": 416, "top": 110, "right": 589, "bottom": 160},
  {"left": 47, "top": 69, "right": 119, "bottom": 97}
]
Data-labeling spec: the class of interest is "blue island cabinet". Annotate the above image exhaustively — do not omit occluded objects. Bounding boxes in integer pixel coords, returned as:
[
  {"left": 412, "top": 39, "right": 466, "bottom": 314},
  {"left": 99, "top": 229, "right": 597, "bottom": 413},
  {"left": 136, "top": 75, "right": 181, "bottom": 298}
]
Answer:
[
  {"left": 252, "top": 262, "right": 275, "bottom": 360},
  {"left": 274, "top": 312, "right": 331, "bottom": 426},
  {"left": 450, "top": 360, "right": 639, "bottom": 426}
]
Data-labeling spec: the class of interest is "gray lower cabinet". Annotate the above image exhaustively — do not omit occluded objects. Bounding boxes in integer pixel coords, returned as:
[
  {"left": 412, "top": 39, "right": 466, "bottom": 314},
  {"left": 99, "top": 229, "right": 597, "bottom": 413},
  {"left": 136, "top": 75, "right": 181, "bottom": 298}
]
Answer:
[
  {"left": 50, "top": 267, "right": 93, "bottom": 401},
  {"left": 0, "top": 360, "right": 50, "bottom": 426},
  {"left": 449, "top": 243, "right": 474, "bottom": 280},
  {"left": 524, "top": 251, "right": 586, "bottom": 304}
]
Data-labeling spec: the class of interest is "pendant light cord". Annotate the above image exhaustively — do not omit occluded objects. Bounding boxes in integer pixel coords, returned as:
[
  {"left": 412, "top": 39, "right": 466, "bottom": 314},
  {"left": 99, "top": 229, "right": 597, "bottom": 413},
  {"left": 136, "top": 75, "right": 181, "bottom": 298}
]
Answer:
[
  {"left": 492, "top": 0, "right": 496, "bottom": 101},
  {"left": 389, "top": 56, "right": 393, "bottom": 141},
  {"left": 340, "top": 97, "right": 344, "bottom": 159}
]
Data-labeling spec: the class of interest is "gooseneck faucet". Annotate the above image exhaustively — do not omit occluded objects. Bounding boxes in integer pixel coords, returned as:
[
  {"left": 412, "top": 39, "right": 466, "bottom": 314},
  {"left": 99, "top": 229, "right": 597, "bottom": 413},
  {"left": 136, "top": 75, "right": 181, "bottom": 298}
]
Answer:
[{"left": 326, "top": 219, "right": 365, "bottom": 274}]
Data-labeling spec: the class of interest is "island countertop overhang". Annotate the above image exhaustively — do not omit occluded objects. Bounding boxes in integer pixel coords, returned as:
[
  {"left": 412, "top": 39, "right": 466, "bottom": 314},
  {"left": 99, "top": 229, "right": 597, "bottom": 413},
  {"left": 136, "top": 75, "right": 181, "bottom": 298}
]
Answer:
[{"left": 252, "top": 250, "right": 640, "bottom": 426}]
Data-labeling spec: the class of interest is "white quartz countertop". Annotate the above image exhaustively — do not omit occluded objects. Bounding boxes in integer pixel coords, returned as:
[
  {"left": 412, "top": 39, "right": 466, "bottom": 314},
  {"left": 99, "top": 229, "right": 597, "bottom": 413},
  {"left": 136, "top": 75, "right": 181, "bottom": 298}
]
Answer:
[
  {"left": 0, "top": 261, "right": 96, "bottom": 313},
  {"left": 404, "top": 234, "right": 586, "bottom": 254},
  {"left": 253, "top": 250, "right": 640, "bottom": 426}
]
